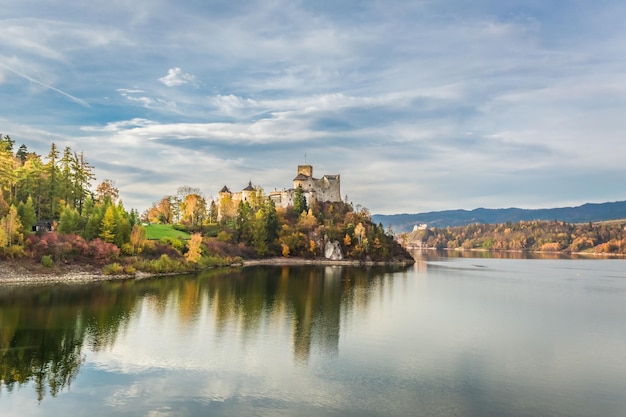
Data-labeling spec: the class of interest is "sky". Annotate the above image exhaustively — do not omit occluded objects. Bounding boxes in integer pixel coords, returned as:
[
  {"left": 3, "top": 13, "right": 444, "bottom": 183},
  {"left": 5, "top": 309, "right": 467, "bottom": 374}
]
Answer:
[{"left": 1, "top": 0, "right": 626, "bottom": 215}]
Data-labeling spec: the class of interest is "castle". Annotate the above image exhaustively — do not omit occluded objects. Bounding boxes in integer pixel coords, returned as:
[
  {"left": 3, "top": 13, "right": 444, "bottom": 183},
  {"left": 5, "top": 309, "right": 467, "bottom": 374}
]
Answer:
[{"left": 217, "top": 165, "right": 341, "bottom": 219}]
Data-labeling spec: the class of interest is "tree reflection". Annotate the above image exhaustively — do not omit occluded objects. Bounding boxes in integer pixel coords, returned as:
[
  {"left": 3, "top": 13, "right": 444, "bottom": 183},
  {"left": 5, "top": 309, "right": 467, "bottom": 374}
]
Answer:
[{"left": 0, "top": 264, "right": 410, "bottom": 399}]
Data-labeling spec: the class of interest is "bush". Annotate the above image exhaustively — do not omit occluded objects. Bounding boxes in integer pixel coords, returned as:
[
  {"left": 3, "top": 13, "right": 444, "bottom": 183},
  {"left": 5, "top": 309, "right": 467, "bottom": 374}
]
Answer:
[
  {"left": 160, "top": 237, "right": 184, "bottom": 251},
  {"left": 41, "top": 255, "right": 54, "bottom": 268},
  {"left": 103, "top": 263, "right": 124, "bottom": 275},
  {"left": 0, "top": 245, "right": 26, "bottom": 259},
  {"left": 88, "top": 238, "right": 120, "bottom": 264}
]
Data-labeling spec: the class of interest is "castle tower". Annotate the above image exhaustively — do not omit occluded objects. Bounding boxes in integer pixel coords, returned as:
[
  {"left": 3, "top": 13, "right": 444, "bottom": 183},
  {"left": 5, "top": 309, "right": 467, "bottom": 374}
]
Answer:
[{"left": 297, "top": 165, "right": 312, "bottom": 177}]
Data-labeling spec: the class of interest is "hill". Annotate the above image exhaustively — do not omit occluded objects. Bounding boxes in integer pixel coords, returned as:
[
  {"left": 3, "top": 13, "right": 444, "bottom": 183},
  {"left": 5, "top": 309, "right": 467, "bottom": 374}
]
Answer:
[{"left": 373, "top": 201, "right": 626, "bottom": 232}]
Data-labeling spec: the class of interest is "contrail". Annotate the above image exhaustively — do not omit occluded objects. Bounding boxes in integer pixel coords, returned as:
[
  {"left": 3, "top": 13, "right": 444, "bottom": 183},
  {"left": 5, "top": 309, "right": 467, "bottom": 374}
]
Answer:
[{"left": 0, "top": 62, "right": 91, "bottom": 108}]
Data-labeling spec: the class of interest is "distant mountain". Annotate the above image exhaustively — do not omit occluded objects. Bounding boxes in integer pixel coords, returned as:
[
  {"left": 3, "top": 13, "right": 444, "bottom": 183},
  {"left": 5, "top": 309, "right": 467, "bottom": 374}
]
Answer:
[{"left": 373, "top": 201, "right": 626, "bottom": 232}]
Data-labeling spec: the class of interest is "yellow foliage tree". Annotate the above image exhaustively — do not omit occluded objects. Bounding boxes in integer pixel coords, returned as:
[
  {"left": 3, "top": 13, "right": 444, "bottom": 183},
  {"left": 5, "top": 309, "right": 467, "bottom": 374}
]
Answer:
[{"left": 185, "top": 233, "right": 203, "bottom": 263}]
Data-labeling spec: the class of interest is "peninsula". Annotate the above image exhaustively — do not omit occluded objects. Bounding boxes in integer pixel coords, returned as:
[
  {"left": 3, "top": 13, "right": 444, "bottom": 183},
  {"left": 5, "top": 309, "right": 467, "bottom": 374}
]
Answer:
[{"left": 0, "top": 136, "right": 413, "bottom": 282}]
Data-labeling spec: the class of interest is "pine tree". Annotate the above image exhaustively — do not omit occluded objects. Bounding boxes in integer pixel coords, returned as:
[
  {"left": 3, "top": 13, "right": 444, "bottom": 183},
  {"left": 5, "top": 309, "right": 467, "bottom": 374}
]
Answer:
[
  {"left": 294, "top": 184, "right": 308, "bottom": 215},
  {"left": 17, "top": 196, "right": 36, "bottom": 235},
  {"left": 45, "top": 143, "right": 60, "bottom": 219},
  {"left": 58, "top": 205, "right": 80, "bottom": 234}
]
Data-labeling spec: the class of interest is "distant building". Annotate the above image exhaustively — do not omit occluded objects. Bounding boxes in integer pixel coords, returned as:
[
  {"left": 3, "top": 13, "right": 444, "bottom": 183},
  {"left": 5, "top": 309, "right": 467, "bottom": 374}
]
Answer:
[
  {"left": 217, "top": 165, "right": 341, "bottom": 220},
  {"left": 270, "top": 165, "right": 341, "bottom": 209}
]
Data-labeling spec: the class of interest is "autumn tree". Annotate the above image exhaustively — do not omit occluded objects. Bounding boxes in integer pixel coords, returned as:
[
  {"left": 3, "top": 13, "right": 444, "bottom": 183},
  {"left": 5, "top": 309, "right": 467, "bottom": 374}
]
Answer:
[
  {"left": 181, "top": 193, "right": 207, "bottom": 230},
  {"left": 130, "top": 224, "right": 146, "bottom": 254},
  {"left": 157, "top": 196, "right": 174, "bottom": 224},
  {"left": 95, "top": 179, "right": 119, "bottom": 205},
  {"left": 185, "top": 233, "right": 203, "bottom": 263},
  {"left": 99, "top": 205, "right": 117, "bottom": 243},
  {"left": 0, "top": 205, "right": 23, "bottom": 248}
]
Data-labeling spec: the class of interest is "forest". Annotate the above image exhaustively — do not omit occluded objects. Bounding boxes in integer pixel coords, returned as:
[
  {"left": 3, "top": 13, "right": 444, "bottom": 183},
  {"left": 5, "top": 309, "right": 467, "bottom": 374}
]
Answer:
[
  {"left": 0, "top": 134, "right": 412, "bottom": 275},
  {"left": 403, "top": 219, "right": 626, "bottom": 254}
]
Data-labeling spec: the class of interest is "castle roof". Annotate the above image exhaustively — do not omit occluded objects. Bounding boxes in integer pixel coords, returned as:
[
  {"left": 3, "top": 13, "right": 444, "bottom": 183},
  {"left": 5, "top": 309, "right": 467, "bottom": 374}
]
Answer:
[
  {"left": 243, "top": 181, "right": 255, "bottom": 191},
  {"left": 219, "top": 185, "right": 230, "bottom": 193},
  {"left": 293, "top": 174, "right": 309, "bottom": 181}
]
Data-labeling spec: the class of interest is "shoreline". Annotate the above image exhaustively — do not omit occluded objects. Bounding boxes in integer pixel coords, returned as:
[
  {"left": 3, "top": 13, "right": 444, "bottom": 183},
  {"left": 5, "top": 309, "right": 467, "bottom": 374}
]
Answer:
[
  {"left": 5, "top": 248, "right": 622, "bottom": 285},
  {"left": 0, "top": 257, "right": 414, "bottom": 285}
]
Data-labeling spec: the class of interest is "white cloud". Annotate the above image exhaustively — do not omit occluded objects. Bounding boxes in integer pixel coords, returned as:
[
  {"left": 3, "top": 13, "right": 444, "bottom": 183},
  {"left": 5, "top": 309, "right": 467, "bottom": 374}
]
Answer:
[{"left": 158, "top": 67, "right": 198, "bottom": 87}]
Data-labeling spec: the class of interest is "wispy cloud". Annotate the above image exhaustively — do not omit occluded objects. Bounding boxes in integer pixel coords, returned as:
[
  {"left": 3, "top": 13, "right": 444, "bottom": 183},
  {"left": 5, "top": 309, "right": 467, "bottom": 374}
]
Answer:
[{"left": 2, "top": 0, "right": 626, "bottom": 213}]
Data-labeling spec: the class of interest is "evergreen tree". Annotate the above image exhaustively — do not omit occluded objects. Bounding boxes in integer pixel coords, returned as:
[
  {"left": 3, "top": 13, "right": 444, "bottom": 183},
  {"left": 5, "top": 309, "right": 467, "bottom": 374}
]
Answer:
[
  {"left": 71, "top": 151, "right": 95, "bottom": 214},
  {"left": 84, "top": 202, "right": 103, "bottom": 240},
  {"left": 294, "top": 184, "right": 308, "bottom": 215},
  {"left": 17, "top": 196, "right": 37, "bottom": 235},
  {"left": 114, "top": 202, "right": 131, "bottom": 247},
  {"left": 265, "top": 198, "right": 279, "bottom": 243},
  {"left": 16, "top": 144, "right": 28, "bottom": 164},
  {"left": 45, "top": 143, "right": 59, "bottom": 219},
  {"left": 252, "top": 209, "right": 268, "bottom": 256},
  {"left": 58, "top": 205, "right": 81, "bottom": 234},
  {"left": 59, "top": 146, "right": 73, "bottom": 207},
  {"left": 235, "top": 201, "right": 254, "bottom": 244}
]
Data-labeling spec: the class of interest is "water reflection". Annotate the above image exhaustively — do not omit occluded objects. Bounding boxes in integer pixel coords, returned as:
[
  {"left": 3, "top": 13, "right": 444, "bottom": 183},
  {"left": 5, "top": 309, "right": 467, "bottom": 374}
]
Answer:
[{"left": 0, "top": 265, "right": 408, "bottom": 399}]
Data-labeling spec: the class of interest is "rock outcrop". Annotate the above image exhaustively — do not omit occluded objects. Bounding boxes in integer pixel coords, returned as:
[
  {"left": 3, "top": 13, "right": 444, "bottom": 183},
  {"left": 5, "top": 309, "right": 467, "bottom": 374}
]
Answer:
[{"left": 324, "top": 240, "right": 343, "bottom": 260}]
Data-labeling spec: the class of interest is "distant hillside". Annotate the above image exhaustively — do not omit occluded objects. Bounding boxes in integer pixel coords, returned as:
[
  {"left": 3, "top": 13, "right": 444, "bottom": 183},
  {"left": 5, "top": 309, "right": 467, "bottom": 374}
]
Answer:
[{"left": 373, "top": 201, "right": 626, "bottom": 232}]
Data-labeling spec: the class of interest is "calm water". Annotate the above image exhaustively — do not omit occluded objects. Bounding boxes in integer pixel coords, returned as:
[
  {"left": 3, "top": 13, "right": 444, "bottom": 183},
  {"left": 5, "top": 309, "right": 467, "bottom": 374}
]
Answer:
[{"left": 1, "top": 253, "right": 625, "bottom": 416}]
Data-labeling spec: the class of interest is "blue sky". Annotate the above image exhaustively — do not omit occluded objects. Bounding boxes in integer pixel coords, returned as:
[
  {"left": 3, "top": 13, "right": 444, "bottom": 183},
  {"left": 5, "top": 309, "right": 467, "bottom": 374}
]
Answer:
[{"left": 2, "top": 0, "right": 626, "bottom": 214}]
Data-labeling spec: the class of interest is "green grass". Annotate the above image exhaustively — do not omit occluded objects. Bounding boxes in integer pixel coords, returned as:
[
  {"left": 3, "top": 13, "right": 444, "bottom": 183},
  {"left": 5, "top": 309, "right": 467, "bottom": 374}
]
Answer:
[{"left": 144, "top": 224, "right": 192, "bottom": 240}]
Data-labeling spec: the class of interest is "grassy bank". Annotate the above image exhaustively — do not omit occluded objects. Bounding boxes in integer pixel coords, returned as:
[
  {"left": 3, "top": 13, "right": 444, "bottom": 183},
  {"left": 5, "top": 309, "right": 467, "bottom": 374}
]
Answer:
[{"left": 144, "top": 224, "right": 191, "bottom": 240}]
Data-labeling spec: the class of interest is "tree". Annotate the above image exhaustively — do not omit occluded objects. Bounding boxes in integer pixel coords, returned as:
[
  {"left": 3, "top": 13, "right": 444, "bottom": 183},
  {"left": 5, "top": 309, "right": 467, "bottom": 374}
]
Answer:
[
  {"left": 16, "top": 144, "right": 28, "bottom": 164},
  {"left": 185, "top": 233, "right": 203, "bottom": 263},
  {"left": 17, "top": 196, "right": 36, "bottom": 235},
  {"left": 0, "top": 134, "right": 14, "bottom": 152},
  {"left": 45, "top": 143, "right": 60, "bottom": 219},
  {"left": 209, "top": 200, "right": 218, "bottom": 223},
  {"left": 354, "top": 222, "right": 365, "bottom": 246},
  {"left": 252, "top": 210, "right": 268, "bottom": 256},
  {"left": 181, "top": 193, "right": 207, "bottom": 230},
  {"left": 155, "top": 196, "right": 174, "bottom": 224},
  {"left": 95, "top": 179, "right": 119, "bottom": 205},
  {"left": 0, "top": 205, "right": 23, "bottom": 247},
  {"left": 130, "top": 224, "right": 146, "bottom": 254},
  {"left": 0, "top": 143, "right": 18, "bottom": 202},
  {"left": 235, "top": 201, "right": 254, "bottom": 244},
  {"left": 99, "top": 205, "right": 117, "bottom": 243},
  {"left": 59, "top": 146, "right": 73, "bottom": 207},
  {"left": 71, "top": 151, "right": 95, "bottom": 214},
  {"left": 58, "top": 205, "right": 81, "bottom": 234},
  {"left": 113, "top": 202, "right": 131, "bottom": 247},
  {"left": 293, "top": 184, "right": 308, "bottom": 215},
  {"left": 15, "top": 154, "right": 46, "bottom": 219}
]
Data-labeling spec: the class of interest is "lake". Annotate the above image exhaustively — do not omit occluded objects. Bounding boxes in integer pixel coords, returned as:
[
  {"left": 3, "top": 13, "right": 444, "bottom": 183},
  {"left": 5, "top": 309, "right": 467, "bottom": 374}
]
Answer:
[{"left": 1, "top": 252, "right": 625, "bottom": 416}]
